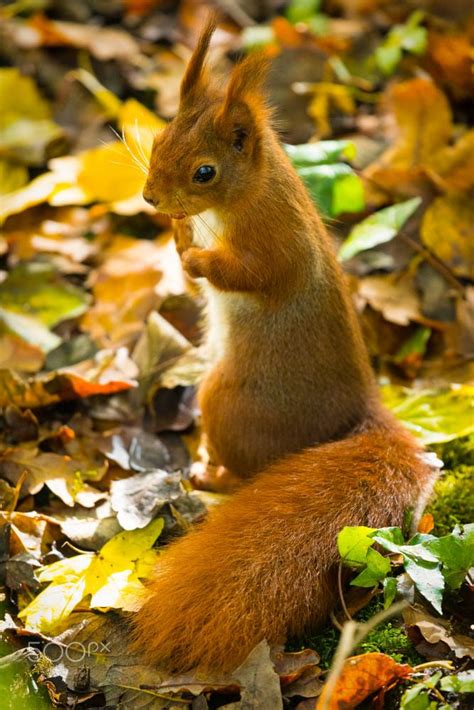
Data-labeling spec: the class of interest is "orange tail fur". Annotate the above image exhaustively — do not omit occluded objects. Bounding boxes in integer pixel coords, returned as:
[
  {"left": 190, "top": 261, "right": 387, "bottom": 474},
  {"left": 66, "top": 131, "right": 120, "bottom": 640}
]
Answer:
[{"left": 130, "top": 416, "right": 435, "bottom": 672}]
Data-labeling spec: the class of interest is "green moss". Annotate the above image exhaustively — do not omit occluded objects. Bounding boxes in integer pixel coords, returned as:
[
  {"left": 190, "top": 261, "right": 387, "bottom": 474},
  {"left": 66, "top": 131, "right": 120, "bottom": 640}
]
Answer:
[
  {"left": 294, "top": 598, "right": 421, "bottom": 668},
  {"left": 428, "top": 435, "right": 474, "bottom": 537},
  {"left": 357, "top": 622, "right": 422, "bottom": 666}
]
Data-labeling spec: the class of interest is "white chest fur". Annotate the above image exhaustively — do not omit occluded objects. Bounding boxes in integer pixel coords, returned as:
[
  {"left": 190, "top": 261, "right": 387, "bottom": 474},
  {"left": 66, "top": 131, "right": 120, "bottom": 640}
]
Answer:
[
  {"left": 191, "top": 208, "right": 221, "bottom": 249},
  {"left": 191, "top": 210, "right": 252, "bottom": 362}
]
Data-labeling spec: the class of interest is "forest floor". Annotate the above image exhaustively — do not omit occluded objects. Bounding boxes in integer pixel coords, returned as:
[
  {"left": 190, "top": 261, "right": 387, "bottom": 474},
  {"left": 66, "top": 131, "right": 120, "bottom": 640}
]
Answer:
[{"left": 0, "top": 1, "right": 473, "bottom": 708}]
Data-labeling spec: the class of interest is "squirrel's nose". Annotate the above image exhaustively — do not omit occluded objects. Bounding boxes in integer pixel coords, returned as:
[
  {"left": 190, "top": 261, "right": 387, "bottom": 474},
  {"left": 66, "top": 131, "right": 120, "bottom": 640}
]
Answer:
[{"left": 143, "top": 191, "right": 158, "bottom": 207}]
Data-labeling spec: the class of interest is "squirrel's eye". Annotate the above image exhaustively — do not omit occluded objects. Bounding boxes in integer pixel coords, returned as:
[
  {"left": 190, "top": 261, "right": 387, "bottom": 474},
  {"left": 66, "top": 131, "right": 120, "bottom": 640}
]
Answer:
[{"left": 193, "top": 165, "right": 216, "bottom": 183}]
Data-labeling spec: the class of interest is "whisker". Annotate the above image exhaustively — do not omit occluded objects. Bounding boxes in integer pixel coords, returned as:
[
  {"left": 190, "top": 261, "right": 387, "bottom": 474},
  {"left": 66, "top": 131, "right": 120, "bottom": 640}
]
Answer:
[
  {"left": 133, "top": 118, "right": 151, "bottom": 167},
  {"left": 108, "top": 125, "right": 148, "bottom": 174},
  {"left": 121, "top": 124, "right": 149, "bottom": 172},
  {"left": 99, "top": 137, "right": 148, "bottom": 175}
]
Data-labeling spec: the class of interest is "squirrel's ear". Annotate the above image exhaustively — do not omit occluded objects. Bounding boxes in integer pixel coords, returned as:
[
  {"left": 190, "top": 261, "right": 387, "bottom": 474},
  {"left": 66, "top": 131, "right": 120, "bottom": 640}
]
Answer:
[
  {"left": 180, "top": 14, "right": 217, "bottom": 104},
  {"left": 225, "top": 53, "right": 270, "bottom": 105},
  {"left": 219, "top": 53, "right": 270, "bottom": 153}
]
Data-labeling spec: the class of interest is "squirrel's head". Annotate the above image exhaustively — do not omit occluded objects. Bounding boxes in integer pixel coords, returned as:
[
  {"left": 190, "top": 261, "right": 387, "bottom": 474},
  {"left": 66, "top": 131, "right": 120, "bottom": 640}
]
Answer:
[{"left": 143, "top": 17, "right": 270, "bottom": 218}]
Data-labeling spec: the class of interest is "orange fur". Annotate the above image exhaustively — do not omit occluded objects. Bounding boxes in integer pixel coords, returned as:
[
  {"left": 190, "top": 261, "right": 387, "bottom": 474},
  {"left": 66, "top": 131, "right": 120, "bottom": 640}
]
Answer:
[{"left": 133, "top": 19, "right": 437, "bottom": 671}]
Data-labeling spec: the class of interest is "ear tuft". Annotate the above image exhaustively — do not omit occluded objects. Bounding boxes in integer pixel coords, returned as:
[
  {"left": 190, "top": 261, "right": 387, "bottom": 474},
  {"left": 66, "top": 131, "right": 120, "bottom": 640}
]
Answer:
[
  {"left": 180, "top": 13, "right": 218, "bottom": 103},
  {"left": 225, "top": 53, "right": 271, "bottom": 105}
]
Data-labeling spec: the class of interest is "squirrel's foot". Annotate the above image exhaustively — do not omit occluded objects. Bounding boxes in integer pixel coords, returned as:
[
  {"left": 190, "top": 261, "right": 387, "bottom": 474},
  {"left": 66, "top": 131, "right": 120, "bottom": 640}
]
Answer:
[{"left": 190, "top": 461, "right": 242, "bottom": 494}]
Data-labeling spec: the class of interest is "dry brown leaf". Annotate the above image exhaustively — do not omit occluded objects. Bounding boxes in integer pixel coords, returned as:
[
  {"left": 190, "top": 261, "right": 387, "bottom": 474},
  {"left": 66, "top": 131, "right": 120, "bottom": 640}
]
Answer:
[
  {"left": 0, "top": 334, "right": 44, "bottom": 373},
  {"left": 358, "top": 272, "right": 423, "bottom": 326},
  {"left": 25, "top": 14, "right": 141, "bottom": 61},
  {"left": 316, "top": 652, "right": 413, "bottom": 709},
  {"left": 421, "top": 193, "right": 473, "bottom": 278},
  {"left": 0, "top": 511, "right": 59, "bottom": 557},
  {"left": 428, "top": 131, "right": 474, "bottom": 192},
  {"left": 404, "top": 606, "right": 474, "bottom": 660},
  {"left": 426, "top": 31, "right": 474, "bottom": 98},
  {"left": 0, "top": 447, "right": 107, "bottom": 508},
  {"left": 81, "top": 270, "right": 162, "bottom": 347},
  {"left": 0, "top": 348, "right": 137, "bottom": 408}
]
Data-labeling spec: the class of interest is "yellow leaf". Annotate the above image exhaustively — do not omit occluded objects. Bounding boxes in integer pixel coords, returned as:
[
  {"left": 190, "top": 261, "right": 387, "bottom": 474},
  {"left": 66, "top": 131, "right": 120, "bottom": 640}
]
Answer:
[
  {"left": 19, "top": 581, "right": 88, "bottom": 633},
  {"left": 0, "top": 94, "right": 164, "bottom": 221},
  {"left": 0, "top": 68, "right": 65, "bottom": 165},
  {"left": 428, "top": 130, "right": 474, "bottom": 192},
  {"left": 19, "top": 518, "right": 163, "bottom": 633},
  {"left": 421, "top": 194, "right": 473, "bottom": 278},
  {"left": 38, "top": 553, "right": 94, "bottom": 584},
  {"left": 0, "top": 172, "right": 61, "bottom": 224},
  {"left": 387, "top": 78, "right": 452, "bottom": 168},
  {"left": 0, "top": 159, "right": 28, "bottom": 195}
]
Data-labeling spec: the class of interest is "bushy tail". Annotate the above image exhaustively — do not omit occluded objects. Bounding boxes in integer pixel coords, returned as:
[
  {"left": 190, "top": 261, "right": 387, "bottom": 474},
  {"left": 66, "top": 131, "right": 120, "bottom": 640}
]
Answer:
[{"left": 130, "top": 417, "right": 435, "bottom": 672}]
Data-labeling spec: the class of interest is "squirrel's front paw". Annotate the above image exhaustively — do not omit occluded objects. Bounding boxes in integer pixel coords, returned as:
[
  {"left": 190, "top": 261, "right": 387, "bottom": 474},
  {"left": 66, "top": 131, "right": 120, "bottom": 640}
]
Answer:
[{"left": 182, "top": 247, "right": 205, "bottom": 278}]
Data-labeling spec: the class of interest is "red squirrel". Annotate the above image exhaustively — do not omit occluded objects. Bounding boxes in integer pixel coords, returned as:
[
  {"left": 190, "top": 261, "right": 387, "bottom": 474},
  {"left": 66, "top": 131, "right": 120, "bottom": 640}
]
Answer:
[{"left": 132, "top": 18, "right": 437, "bottom": 672}]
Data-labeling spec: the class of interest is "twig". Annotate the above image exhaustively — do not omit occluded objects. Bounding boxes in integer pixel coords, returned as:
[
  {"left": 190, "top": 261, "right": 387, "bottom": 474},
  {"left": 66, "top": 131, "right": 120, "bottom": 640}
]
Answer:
[{"left": 337, "top": 562, "right": 352, "bottom": 622}]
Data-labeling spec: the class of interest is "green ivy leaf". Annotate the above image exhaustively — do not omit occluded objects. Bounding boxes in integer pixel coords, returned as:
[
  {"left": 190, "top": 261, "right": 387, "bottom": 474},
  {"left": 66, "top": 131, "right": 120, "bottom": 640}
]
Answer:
[
  {"left": 285, "top": 141, "right": 356, "bottom": 166},
  {"left": 400, "top": 684, "right": 436, "bottom": 709},
  {"left": 337, "top": 526, "right": 376, "bottom": 566},
  {"left": 440, "top": 670, "right": 474, "bottom": 694},
  {"left": 338, "top": 197, "right": 421, "bottom": 261},
  {"left": 426, "top": 523, "right": 474, "bottom": 590},
  {"left": 372, "top": 530, "right": 444, "bottom": 613},
  {"left": 351, "top": 547, "right": 391, "bottom": 587},
  {"left": 297, "top": 163, "right": 364, "bottom": 216},
  {"left": 383, "top": 577, "right": 398, "bottom": 608},
  {"left": 375, "top": 45, "right": 402, "bottom": 76}
]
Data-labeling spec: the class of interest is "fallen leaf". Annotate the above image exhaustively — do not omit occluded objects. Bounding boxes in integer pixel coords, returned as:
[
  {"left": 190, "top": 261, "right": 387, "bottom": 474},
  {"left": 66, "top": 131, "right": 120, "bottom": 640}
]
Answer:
[
  {"left": 110, "top": 470, "right": 204, "bottom": 531},
  {"left": 229, "top": 640, "right": 283, "bottom": 710},
  {"left": 273, "top": 649, "right": 323, "bottom": 699},
  {"left": 385, "top": 78, "right": 452, "bottom": 168},
  {"left": 404, "top": 605, "right": 474, "bottom": 660},
  {"left": 316, "top": 652, "right": 412, "bottom": 708},
  {"left": 382, "top": 383, "right": 474, "bottom": 444},
  {"left": 0, "top": 332, "right": 45, "bottom": 372},
  {"left": 428, "top": 130, "right": 474, "bottom": 192},
  {"left": 0, "top": 511, "right": 58, "bottom": 558},
  {"left": 0, "top": 159, "right": 28, "bottom": 195},
  {"left": 0, "top": 67, "right": 65, "bottom": 165},
  {"left": 81, "top": 269, "right": 162, "bottom": 347},
  {"left": 418, "top": 513, "right": 435, "bottom": 534},
  {"left": 50, "top": 500, "right": 121, "bottom": 551},
  {"left": 426, "top": 31, "right": 473, "bottom": 99},
  {"left": 0, "top": 262, "right": 88, "bottom": 329},
  {"left": 358, "top": 272, "right": 423, "bottom": 326},
  {"left": 421, "top": 193, "right": 473, "bottom": 278},
  {"left": 0, "top": 447, "right": 107, "bottom": 508},
  {"left": 19, "top": 517, "right": 164, "bottom": 632},
  {"left": 339, "top": 197, "right": 421, "bottom": 261},
  {"left": 0, "top": 347, "right": 137, "bottom": 408},
  {"left": 25, "top": 14, "right": 141, "bottom": 62}
]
